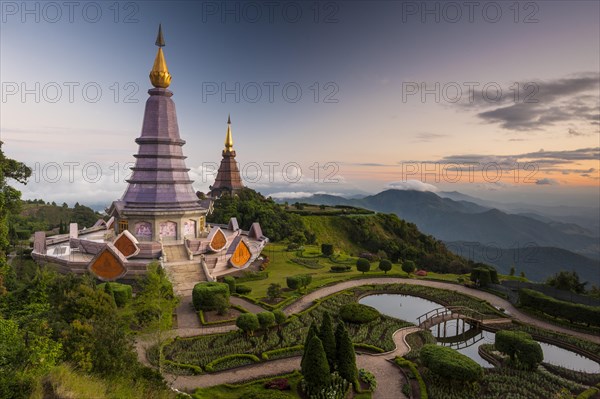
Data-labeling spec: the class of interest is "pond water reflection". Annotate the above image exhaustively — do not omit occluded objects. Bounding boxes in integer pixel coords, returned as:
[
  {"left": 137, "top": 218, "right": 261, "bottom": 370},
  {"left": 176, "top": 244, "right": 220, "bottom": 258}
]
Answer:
[{"left": 359, "top": 294, "right": 599, "bottom": 373}]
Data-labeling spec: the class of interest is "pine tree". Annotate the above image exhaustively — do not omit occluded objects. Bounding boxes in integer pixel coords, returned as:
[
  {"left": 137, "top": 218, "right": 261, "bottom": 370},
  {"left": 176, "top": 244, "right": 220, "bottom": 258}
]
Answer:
[
  {"left": 335, "top": 322, "right": 357, "bottom": 385},
  {"left": 319, "top": 311, "right": 337, "bottom": 370},
  {"left": 301, "top": 336, "right": 331, "bottom": 391},
  {"left": 301, "top": 322, "right": 319, "bottom": 370}
]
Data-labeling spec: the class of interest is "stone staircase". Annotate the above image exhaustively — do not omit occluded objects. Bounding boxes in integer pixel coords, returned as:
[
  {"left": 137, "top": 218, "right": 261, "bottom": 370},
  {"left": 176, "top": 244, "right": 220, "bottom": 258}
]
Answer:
[
  {"left": 164, "top": 260, "right": 208, "bottom": 297},
  {"left": 162, "top": 244, "right": 189, "bottom": 262}
]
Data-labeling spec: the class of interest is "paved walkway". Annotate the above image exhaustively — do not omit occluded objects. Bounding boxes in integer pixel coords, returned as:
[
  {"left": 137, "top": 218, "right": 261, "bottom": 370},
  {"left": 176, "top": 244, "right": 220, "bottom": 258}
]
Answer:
[
  {"left": 283, "top": 278, "right": 600, "bottom": 343},
  {"left": 138, "top": 277, "right": 599, "bottom": 396},
  {"left": 230, "top": 296, "right": 266, "bottom": 314}
]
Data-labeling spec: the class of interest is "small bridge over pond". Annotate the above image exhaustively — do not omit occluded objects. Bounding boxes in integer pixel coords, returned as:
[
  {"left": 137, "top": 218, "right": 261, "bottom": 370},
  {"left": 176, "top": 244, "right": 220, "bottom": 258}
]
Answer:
[{"left": 417, "top": 306, "right": 508, "bottom": 330}]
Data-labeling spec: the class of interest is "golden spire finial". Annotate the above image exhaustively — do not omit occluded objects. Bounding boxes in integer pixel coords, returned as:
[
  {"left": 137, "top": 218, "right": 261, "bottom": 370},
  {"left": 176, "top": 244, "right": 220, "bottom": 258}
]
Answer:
[
  {"left": 149, "top": 24, "right": 171, "bottom": 88},
  {"left": 224, "top": 115, "right": 234, "bottom": 152}
]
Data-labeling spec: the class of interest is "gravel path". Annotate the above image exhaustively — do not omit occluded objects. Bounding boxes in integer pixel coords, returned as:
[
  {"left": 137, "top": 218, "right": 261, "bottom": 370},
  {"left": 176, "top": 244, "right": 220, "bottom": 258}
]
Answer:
[
  {"left": 230, "top": 296, "right": 267, "bottom": 314},
  {"left": 283, "top": 278, "right": 600, "bottom": 343},
  {"left": 136, "top": 276, "right": 599, "bottom": 395}
]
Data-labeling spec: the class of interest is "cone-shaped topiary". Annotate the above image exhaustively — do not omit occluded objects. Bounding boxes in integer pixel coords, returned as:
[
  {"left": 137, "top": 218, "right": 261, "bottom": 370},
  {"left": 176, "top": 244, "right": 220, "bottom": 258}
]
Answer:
[
  {"left": 301, "top": 322, "right": 319, "bottom": 370},
  {"left": 319, "top": 311, "right": 337, "bottom": 371},
  {"left": 335, "top": 322, "right": 357, "bottom": 385},
  {"left": 301, "top": 336, "right": 331, "bottom": 391}
]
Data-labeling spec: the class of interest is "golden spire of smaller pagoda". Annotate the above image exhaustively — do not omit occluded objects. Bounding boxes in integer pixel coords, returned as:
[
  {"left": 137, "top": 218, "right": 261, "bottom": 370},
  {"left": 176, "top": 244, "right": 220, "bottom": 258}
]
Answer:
[
  {"left": 224, "top": 115, "right": 234, "bottom": 152},
  {"left": 149, "top": 24, "right": 171, "bottom": 88}
]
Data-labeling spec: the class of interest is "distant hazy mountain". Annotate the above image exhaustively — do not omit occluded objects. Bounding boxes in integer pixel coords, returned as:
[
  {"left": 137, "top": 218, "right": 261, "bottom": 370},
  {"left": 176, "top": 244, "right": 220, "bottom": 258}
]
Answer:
[
  {"left": 446, "top": 241, "right": 600, "bottom": 285},
  {"left": 280, "top": 189, "right": 600, "bottom": 260},
  {"left": 439, "top": 191, "right": 600, "bottom": 234}
]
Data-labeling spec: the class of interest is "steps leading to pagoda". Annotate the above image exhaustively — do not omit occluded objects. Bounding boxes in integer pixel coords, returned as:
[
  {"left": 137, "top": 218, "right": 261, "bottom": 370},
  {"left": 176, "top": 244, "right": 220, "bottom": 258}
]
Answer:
[
  {"left": 162, "top": 244, "right": 189, "bottom": 262},
  {"left": 163, "top": 259, "right": 208, "bottom": 296}
]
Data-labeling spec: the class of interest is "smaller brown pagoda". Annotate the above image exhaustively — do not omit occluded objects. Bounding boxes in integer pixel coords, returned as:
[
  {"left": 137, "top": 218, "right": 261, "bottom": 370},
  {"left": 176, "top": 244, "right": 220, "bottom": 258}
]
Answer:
[{"left": 208, "top": 116, "right": 244, "bottom": 198}]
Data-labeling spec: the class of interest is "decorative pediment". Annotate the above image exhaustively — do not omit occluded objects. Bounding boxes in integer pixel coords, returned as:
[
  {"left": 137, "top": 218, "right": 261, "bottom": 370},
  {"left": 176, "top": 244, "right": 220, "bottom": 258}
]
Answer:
[
  {"left": 88, "top": 243, "right": 128, "bottom": 281},
  {"left": 248, "top": 222, "right": 263, "bottom": 240},
  {"left": 228, "top": 217, "right": 239, "bottom": 231},
  {"left": 113, "top": 230, "right": 140, "bottom": 258},
  {"left": 207, "top": 226, "right": 227, "bottom": 252},
  {"left": 228, "top": 237, "right": 252, "bottom": 268}
]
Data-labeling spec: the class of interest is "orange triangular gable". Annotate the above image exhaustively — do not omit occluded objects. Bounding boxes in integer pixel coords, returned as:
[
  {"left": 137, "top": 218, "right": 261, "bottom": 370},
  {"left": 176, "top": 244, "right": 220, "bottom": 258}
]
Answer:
[
  {"left": 113, "top": 230, "right": 140, "bottom": 258},
  {"left": 88, "top": 243, "right": 128, "bottom": 281},
  {"left": 229, "top": 238, "right": 252, "bottom": 268},
  {"left": 208, "top": 227, "right": 227, "bottom": 252}
]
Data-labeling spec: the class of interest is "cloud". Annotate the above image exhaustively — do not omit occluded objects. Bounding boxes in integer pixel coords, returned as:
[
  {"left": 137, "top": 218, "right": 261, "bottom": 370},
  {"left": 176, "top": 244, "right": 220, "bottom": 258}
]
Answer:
[
  {"left": 458, "top": 73, "right": 600, "bottom": 131},
  {"left": 268, "top": 191, "right": 344, "bottom": 199},
  {"left": 412, "top": 133, "right": 448, "bottom": 142},
  {"left": 386, "top": 179, "right": 439, "bottom": 192},
  {"left": 535, "top": 178, "right": 559, "bottom": 185}
]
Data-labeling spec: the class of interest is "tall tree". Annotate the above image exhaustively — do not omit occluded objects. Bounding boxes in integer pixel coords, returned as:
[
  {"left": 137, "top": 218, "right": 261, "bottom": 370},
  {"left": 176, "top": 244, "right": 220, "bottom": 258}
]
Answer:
[
  {"left": 0, "top": 141, "right": 31, "bottom": 253},
  {"left": 335, "top": 322, "right": 358, "bottom": 385},
  {"left": 319, "top": 312, "right": 337, "bottom": 370},
  {"left": 301, "top": 336, "right": 331, "bottom": 391},
  {"left": 301, "top": 321, "right": 319, "bottom": 370}
]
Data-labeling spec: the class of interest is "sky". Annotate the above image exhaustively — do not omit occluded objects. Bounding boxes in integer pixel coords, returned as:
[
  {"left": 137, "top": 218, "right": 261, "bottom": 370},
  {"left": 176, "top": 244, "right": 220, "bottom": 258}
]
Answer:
[{"left": 1, "top": 0, "right": 599, "bottom": 209}]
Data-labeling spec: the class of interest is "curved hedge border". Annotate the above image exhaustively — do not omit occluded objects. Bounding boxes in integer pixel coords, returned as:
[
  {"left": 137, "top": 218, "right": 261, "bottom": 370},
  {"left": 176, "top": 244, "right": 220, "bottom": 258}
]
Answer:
[
  {"left": 519, "top": 288, "right": 600, "bottom": 327},
  {"left": 198, "top": 304, "right": 248, "bottom": 326},
  {"left": 353, "top": 343, "right": 384, "bottom": 353},
  {"left": 261, "top": 345, "right": 303, "bottom": 360},
  {"left": 395, "top": 357, "right": 428, "bottom": 399},
  {"left": 204, "top": 354, "right": 261, "bottom": 373},
  {"left": 163, "top": 359, "right": 203, "bottom": 375},
  {"left": 576, "top": 384, "right": 600, "bottom": 399}
]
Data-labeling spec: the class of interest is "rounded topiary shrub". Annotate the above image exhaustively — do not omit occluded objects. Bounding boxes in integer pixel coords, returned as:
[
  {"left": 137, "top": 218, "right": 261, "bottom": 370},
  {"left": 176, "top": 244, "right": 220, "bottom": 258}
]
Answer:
[
  {"left": 339, "top": 303, "right": 380, "bottom": 324},
  {"left": 236, "top": 284, "right": 252, "bottom": 295},
  {"left": 192, "top": 282, "right": 230, "bottom": 311},
  {"left": 98, "top": 282, "right": 132, "bottom": 307},
  {"left": 420, "top": 344, "right": 483, "bottom": 382}
]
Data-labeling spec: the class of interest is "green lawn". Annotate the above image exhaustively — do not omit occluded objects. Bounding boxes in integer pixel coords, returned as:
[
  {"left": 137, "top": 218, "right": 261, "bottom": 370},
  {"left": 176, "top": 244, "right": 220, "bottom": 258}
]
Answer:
[
  {"left": 246, "top": 244, "right": 410, "bottom": 300},
  {"left": 243, "top": 243, "right": 474, "bottom": 302}
]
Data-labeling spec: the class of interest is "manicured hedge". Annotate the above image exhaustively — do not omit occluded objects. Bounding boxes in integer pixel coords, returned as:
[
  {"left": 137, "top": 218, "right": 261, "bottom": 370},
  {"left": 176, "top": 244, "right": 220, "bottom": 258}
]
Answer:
[
  {"left": 339, "top": 303, "right": 380, "bottom": 324},
  {"left": 192, "top": 282, "right": 230, "bottom": 311},
  {"left": 330, "top": 265, "right": 352, "bottom": 273},
  {"left": 519, "top": 288, "right": 600, "bottom": 327},
  {"left": 420, "top": 344, "right": 483, "bottom": 382},
  {"left": 98, "top": 282, "right": 132, "bottom": 307},
  {"left": 395, "top": 357, "right": 428, "bottom": 399},
  {"left": 261, "top": 345, "right": 304, "bottom": 360},
  {"left": 204, "top": 353, "right": 260, "bottom": 372},
  {"left": 236, "top": 285, "right": 252, "bottom": 295},
  {"left": 495, "top": 330, "right": 543, "bottom": 370},
  {"left": 576, "top": 386, "right": 599, "bottom": 399},
  {"left": 286, "top": 274, "right": 312, "bottom": 290},
  {"left": 223, "top": 276, "right": 236, "bottom": 295}
]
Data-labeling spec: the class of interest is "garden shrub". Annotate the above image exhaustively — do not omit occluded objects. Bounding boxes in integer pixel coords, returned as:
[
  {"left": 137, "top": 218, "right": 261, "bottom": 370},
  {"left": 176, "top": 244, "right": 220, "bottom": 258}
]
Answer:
[
  {"left": 339, "top": 303, "right": 380, "bottom": 324},
  {"left": 98, "top": 282, "right": 132, "bottom": 307},
  {"left": 420, "top": 344, "right": 483, "bottom": 382},
  {"left": 236, "top": 285, "right": 252, "bottom": 295},
  {"left": 236, "top": 313, "right": 260, "bottom": 336},
  {"left": 358, "top": 368, "right": 377, "bottom": 391},
  {"left": 286, "top": 274, "right": 312, "bottom": 291},
  {"left": 330, "top": 265, "right": 352, "bottom": 273},
  {"left": 356, "top": 258, "right": 371, "bottom": 274},
  {"left": 264, "top": 378, "right": 290, "bottom": 391},
  {"left": 223, "top": 276, "right": 236, "bottom": 295},
  {"left": 519, "top": 288, "right": 600, "bottom": 327},
  {"left": 495, "top": 330, "right": 543, "bottom": 370},
  {"left": 379, "top": 259, "right": 392, "bottom": 274},
  {"left": 192, "top": 282, "right": 230, "bottom": 311},
  {"left": 204, "top": 353, "right": 260, "bottom": 372},
  {"left": 321, "top": 243, "right": 334, "bottom": 256},
  {"left": 257, "top": 311, "right": 276, "bottom": 330}
]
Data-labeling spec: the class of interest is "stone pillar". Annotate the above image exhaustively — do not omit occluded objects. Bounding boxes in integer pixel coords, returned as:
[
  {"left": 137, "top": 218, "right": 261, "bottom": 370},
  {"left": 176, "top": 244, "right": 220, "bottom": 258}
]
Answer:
[
  {"left": 33, "top": 231, "right": 46, "bottom": 254},
  {"left": 69, "top": 223, "right": 78, "bottom": 238}
]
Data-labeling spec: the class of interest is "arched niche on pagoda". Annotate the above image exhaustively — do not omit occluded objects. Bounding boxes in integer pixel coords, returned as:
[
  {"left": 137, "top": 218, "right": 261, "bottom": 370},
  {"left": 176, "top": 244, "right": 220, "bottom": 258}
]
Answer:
[
  {"left": 134, "top": 221, "right": 153, "bottom": 241},
  {"left": 159, "top": 221, "right": 177, "bottom": 241}
]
